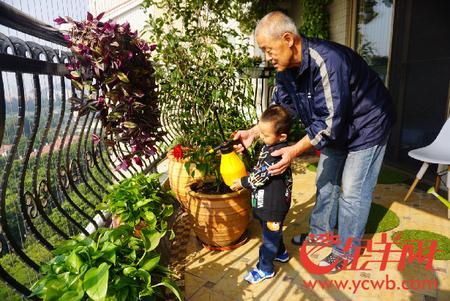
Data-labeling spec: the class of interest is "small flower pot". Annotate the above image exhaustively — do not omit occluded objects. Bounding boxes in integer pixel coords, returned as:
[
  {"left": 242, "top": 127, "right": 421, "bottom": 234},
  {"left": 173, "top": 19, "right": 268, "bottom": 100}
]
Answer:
[{"left": 167, "top": 150, "right": 204, "bottom": 209}]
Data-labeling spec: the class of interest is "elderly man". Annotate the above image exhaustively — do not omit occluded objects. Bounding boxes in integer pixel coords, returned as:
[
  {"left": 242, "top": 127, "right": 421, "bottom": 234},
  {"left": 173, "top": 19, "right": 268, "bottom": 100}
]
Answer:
[{"left": 235, "top": 11, "right": 394, "bottom": 272}]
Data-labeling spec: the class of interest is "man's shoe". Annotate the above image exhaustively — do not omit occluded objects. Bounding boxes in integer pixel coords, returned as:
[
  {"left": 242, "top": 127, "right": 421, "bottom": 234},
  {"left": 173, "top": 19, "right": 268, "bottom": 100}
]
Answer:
[
  {"left": 274, "top": 251, "right": 289, "bottom": 263},
  {"left": 244, "top": 267, "right": 275, "bottom": 284},
  {"left": 319, "top": 252, "right": 352, "bottom": 273},
  {"left": 291, "top": 233, "right": 325, "bottom": 246}
]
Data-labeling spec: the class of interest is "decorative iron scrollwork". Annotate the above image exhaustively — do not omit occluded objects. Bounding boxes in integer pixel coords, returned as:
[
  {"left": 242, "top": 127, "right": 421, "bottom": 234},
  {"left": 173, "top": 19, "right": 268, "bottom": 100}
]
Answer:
[
  {"left": 38, "top": 180, "right": 49, "bottom": 208},
  {"left": 59, "top": 168, "right": 70, "bottom": 190},
  {"left": 24, "top": 191, "right": 38, "bottom": 219}
]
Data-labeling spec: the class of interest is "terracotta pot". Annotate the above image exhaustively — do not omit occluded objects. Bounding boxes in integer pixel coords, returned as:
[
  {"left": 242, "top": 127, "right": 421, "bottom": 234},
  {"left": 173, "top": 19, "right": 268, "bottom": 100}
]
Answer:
[
  {"left": 167, "top": 150, "right": 203, "bottom": 209},
  {"left": 187, "top": 187, "right": 251, "bottom": 247}
]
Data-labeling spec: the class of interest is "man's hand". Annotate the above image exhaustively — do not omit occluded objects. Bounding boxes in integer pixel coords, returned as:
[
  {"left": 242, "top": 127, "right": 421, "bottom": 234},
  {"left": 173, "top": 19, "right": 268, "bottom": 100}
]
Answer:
[
  {"left": 233, "top": 125, "right": 259, "bottom": 154},
  {"left": 267, "top": 145, "right": 299, "bottom": 175},
  {"left": 230, "top": 179, "right": 243, "bottom": 191},
  {"left": 268, "top": 134, "right": 314, "bottom": 175}
]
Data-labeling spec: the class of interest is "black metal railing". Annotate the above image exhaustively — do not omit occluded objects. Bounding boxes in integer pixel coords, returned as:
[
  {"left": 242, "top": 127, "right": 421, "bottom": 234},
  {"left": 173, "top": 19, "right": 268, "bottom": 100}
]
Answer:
[
  {"left": 0, "top": 1, "right": 273, "bottom": 299},
  {"left": 0, "top": 2, "right": 170, "bottom": 299}
]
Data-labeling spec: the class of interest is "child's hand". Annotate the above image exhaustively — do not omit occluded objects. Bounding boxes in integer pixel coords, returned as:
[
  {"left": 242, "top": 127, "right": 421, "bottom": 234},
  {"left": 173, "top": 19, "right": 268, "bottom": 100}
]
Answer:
[{"left": 230, "top": 179, "right": 243, "bottom": 191}]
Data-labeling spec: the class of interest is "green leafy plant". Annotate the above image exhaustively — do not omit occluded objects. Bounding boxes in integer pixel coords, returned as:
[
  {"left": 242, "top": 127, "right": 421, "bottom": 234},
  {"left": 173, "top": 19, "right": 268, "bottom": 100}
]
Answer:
[
  {"left": 242, "top": 55, "right": 263, "bottom": 67},
  {"left": 143, "top": 0, "right": 258, "bottom": 189},
  {"left": 30, "top": 225, "right": 182, "bottom": 300},
  {"left": 56, "top": 13, "right": 164, "bottom": 170},
  {"left": 98, "top": 173, "right": 176, "bottom": 236},
  {"left": 299, "top": 0, "right": 331, "bottom": 39},
  {"left": 225, "top": 0, "right": 287, "bottom": 34}
]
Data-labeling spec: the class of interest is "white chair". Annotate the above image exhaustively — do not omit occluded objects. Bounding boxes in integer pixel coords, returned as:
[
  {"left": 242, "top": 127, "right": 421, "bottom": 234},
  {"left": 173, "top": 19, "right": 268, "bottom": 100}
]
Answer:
[{"left": 403, "top": 118, "right": 450, "bottom": 218}]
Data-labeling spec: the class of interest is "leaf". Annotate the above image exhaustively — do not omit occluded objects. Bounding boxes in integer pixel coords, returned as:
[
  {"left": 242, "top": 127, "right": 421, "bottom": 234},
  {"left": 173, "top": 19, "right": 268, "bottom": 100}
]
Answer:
[
  {"left": 70, "top": 71, "right": 81, "bottom": 79},
  {"left": 153, "top": 278, "right": 182, "bottom": 301},
  {"left": 141, "top": 229, "right": 162, "bottom": 252},
  {"left": 138, "top": 287, "right": 154, "bottom": 298},
  {"left": 123, "top": 266, "right": 137, "bottom": 277},
  {"left": 117, "top": 72, "right": 130, "bottom": 83},
  {"left": 135, "top": 269, "right": 151, "bottom": 286},
  {"left": 123, "top": 121, "right": 137, "bottom": 129},
  {"left": 83, "top": 263, "right": 110, "bottom": 301},
  {"left": 71, "top": 80, "right": 83, "bottom": 91},
  {"left": 59, "top": 289, "right": 84, "bottom": 301},
  {"left": 140, "top": 253, "right": 160, "bottom": 272},
  {"left": 67, "top": 251, "right": 83, "bottom": 273},
  {"left": 96, "top": 12, "right": 105, "bottom": 21}
]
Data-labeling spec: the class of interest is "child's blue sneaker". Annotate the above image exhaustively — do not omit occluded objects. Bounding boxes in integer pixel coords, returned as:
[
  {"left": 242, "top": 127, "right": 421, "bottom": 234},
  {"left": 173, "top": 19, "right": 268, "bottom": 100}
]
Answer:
[
  {"left": 244, "top": 267, "right": 275, "bottom": 284},
  {"left": 274, "top": 251, "right": 290, "bottom": 263}
]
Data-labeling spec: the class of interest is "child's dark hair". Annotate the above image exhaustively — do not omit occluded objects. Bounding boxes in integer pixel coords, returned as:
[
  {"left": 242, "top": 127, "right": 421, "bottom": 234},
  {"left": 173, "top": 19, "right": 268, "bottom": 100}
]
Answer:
[{"left": 260, "top": 104, "right": 292, "bottom": 135}]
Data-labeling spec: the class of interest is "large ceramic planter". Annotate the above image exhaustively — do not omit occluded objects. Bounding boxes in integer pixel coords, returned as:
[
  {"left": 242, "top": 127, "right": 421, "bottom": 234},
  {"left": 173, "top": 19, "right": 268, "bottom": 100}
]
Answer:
[
  {"left": 167, "top": 150, "right": 203, "bottom": 209},
  {"left": 187, "top": 187, "right": 251, "bottom": 247}
]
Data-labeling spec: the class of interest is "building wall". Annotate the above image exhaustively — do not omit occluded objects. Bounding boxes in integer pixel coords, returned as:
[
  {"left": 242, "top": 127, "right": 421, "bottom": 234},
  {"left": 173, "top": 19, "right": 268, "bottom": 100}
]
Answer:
[
  {"left": 327, "top": 0, "right": 353, "bottom": 46},
  {"left": 89, "top": 0, "right": 151, "bottom": 33}
]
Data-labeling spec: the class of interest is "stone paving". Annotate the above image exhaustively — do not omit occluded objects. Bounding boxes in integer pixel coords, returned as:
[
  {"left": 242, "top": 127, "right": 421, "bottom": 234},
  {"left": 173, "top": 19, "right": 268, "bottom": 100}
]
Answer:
[{"left": 168, "top": 155, "right": 450, "bottom": 301}]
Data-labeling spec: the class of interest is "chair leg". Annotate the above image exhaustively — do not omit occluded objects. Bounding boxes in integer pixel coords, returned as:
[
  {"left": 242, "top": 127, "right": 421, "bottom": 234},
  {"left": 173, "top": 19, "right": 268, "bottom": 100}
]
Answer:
[
  {"left": 435, "top": 164, "right": 446, "bottom": 191},
  {"left": 404, "top": 162, "right": 429, "bottom": 202},
  {"left": 447, "top": 166, "right": 450, "bottom": 219}
]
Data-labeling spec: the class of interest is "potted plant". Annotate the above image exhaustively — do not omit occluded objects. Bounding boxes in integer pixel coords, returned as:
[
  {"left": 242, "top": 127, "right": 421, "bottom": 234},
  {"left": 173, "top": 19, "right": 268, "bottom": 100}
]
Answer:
[
  {"left": 30, "top": 225, "right": 182, "bottom": 300},
  {"left": 144, "top": 0, "right": 259, "bottom": 247},
  {"left": 56, "top": 12, "right": 165, "bottom": 170},
  {"left": 97, "top": 173, "right": 176, "bottom": 239}
]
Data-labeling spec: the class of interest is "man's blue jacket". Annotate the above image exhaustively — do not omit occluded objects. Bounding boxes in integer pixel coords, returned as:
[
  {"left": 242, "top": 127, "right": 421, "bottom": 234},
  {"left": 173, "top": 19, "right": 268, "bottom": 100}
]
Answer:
[{"left": 273, "top": 36, "right": 395, "bottom": 151}]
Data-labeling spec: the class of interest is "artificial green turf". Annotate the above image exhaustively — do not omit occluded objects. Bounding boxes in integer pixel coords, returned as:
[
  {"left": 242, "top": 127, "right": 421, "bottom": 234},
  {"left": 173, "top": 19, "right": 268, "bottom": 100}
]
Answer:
[
  {"left": 365, "top": 203, "right": 400, "bottom": 233},
  {"left": 392, "top": 230, "right": 450, "bottom": 260},
  {"left": 306, "top": 162, "right": 318, "bottom": 172},
  {"left": 377, "top": 167, "right": 409, "bottom": 184}
]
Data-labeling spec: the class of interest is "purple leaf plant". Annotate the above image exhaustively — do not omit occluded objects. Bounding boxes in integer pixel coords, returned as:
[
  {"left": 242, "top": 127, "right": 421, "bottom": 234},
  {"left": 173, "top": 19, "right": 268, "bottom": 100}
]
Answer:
[{"left": 56, "top": 12, "right": 164, "bottom": 170}]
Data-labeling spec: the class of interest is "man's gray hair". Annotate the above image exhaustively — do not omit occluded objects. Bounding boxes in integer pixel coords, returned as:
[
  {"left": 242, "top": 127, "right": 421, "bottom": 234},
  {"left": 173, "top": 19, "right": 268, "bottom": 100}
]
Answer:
[{"left": 255, "top": 11, "right": 299, "bottom": 38}]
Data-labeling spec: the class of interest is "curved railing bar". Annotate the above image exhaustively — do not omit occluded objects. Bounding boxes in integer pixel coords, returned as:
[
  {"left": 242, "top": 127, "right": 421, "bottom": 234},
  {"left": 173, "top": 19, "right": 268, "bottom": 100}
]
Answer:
[
  {"left": 100, "top": 125, "right": 126, "bottom": 181},
  {"left": 78, "top": 112, "right": 106, "bottom": 200},
  {"left": 25, "top": 41, "right": 68, "bottom": 240},
  {"left": 93, "top": 119, "right": 121, "bottom": 182},
  {"left": 65, "top": 108, "right": 105, "bottom": 222},
  {"left": 51, "top": 84, "right": 90, "bottom": 235},
  {"left": 0, "top": 34, "right": 40, "bottom": 271},
  {"left": 42, "top": 54, "right": 82, "bottom": 238},
  {"left": 55, "top": 86, "right": 98, "bottom": 230},
  {"left": 11, "top": 37, "right": 56, "bottom": 251},
  {"left": 89, "top": 119, "right": 114, "bottom": 186}
]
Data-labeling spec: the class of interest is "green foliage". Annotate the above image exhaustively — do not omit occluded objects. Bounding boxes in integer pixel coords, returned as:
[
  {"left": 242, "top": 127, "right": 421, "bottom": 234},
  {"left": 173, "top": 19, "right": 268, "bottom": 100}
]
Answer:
[
  {"left": 143, "top": 0, "right": 257, "bottom": 185},
  {"left": 231, "top": 0, "right": 287, "bottom": 34},
  {"left": 31, "top": 225, "right": 182, "bottom": 300},
  {"left": 299, "top": 0, "right": 331, "bottom": 39},
  {"left": 98, "top": 173, "right": 176, "bottom": 235},
  {"left": 288, "top": 120, "right": 306, "bottom": 143}
]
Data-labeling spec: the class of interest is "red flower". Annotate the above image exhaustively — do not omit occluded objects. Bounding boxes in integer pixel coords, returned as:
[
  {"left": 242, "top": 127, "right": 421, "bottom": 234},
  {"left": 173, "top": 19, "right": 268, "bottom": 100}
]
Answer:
[
  {"left": 173, "top": 144, "right": 184, "bottom": 160},
  {"left": 315, "top": 150, "right": 321, "bottom": 157}
]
